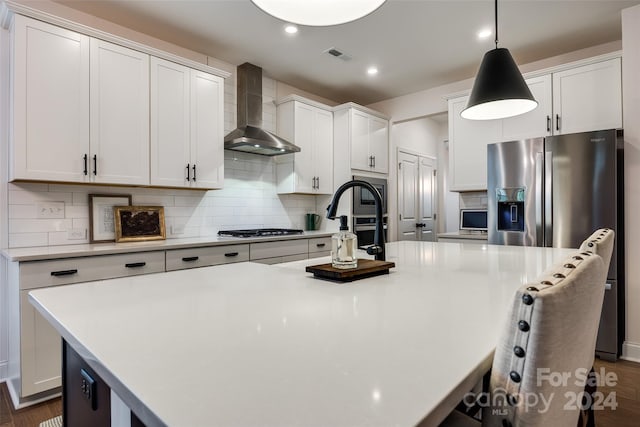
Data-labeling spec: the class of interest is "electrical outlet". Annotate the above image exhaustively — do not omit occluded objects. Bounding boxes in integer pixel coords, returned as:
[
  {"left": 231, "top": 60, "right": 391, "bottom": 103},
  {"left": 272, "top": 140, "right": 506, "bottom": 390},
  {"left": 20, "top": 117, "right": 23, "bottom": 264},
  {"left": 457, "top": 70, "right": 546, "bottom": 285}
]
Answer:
[
  {"left": 80, "top": 368, "right": 97, "bottom": 410},
  {"left": 37, "top": 202, "right": 65, "bottom": 219},
  {"left": 68, "top": 228, "right": 87, "bottom": 240}
]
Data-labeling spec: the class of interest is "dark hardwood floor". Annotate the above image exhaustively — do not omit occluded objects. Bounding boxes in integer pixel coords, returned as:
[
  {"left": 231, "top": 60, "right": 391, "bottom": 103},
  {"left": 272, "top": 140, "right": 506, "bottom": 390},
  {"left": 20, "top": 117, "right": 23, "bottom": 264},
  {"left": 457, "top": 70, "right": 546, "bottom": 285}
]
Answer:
[
  {"left": 0, "top": 359, "right": 638, "bottom": 426},
  {"left": 0, "top": 383, "right": 61, "bottom": 427}
]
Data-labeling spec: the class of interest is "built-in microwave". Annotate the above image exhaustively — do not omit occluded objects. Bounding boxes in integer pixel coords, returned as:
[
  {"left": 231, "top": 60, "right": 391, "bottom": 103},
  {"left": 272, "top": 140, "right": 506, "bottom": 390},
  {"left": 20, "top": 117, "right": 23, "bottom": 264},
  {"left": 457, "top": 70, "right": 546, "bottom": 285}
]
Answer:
[{"left": 352, "top": 175, "right": 388, "bottom": 216}]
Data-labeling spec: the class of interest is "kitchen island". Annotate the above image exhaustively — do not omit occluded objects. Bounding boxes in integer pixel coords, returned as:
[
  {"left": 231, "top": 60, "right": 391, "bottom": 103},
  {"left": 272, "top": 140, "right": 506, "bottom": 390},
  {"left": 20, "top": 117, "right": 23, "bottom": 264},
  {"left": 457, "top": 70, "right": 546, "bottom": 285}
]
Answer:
[{"left": 28, "top": 241, "right": 575, "bottom": 427}]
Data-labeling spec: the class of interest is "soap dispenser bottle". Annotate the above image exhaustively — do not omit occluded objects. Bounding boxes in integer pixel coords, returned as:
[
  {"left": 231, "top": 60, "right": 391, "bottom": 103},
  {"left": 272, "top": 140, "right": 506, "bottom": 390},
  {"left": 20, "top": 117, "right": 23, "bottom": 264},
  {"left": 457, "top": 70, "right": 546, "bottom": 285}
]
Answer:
[{"left": 331, "top": 215, "right": 358, "bottom": 269}]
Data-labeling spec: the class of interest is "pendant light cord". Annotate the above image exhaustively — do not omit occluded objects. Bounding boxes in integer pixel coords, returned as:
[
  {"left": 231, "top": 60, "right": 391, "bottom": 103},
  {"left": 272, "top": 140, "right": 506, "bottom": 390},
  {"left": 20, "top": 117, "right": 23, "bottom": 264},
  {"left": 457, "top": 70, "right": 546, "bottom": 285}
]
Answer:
[{"left": 494, "top": 0, "right": 499, "bottom": 49}]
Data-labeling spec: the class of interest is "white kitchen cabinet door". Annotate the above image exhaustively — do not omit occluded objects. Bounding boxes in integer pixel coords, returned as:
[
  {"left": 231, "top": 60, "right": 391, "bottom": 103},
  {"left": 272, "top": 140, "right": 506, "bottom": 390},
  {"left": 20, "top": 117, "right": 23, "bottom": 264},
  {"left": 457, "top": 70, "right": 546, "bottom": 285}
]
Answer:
[
  {"left": 150, "top": 57, "right": 191, "bottom": 187},
  {"left": 10, "top": 15, "right": 90, "bottom": 182},
  {"left": 448, "top": 96, "right": 502, "bottom": 191},
  {"left": 90, "top": 39, "right": 150, "bottom": 185},
  {"left": 20, "top": 290, "right": 61, "bottom": 397},
  {"left": 313, "top": 108, "right": 334, "bottom": 193},
  {"left": 190, "top": 69, "right": 224, "bottom": 189},
  {"left": 501, "top": 74, "right": 553, "bottom": 141},
  {"left": 369, "top": 116, "right": 389, "bottom": 173},
  {"left": 350, "top": 110, "right": 371, "bottom": 171},
  {"left": 552, "top": 58, "right": 622, "bottom": 135},
  {"left": 276, "top": 98, "right": 333, "bottom": 194},
  {"left": 150, "top": 60, "right": 224, "bottom": 189}
]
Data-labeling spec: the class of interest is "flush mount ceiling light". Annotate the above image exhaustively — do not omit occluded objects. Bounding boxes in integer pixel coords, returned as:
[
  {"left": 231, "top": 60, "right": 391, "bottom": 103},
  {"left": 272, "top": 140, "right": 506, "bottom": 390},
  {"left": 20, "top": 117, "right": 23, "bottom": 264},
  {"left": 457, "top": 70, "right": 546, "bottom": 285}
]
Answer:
[
  {"left": 251, "top": 0, "right": 386, "bottom": 26},
  {"left": 461, "top": 0, "right": 537, "bottom": 120}
]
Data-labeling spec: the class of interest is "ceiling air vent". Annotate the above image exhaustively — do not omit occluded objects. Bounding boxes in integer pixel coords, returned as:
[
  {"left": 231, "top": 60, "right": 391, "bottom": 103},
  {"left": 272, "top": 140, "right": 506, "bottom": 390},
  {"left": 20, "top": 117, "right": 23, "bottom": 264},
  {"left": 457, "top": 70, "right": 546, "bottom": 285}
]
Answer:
[{"left": 324, "top": 47, "right": 352, "bottom": 61}]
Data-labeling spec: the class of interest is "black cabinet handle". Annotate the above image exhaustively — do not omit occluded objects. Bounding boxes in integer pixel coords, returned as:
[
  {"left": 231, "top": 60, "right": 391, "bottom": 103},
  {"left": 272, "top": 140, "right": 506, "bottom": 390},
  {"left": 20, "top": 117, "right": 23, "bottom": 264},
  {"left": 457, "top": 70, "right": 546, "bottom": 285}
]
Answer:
[
  {"left": 373, "top": 156, "right": 376, "bottom": 168},
  {"left": 316, "top": 243, "right": 326, "bottom": 248},
  {"left": 83, "top": 154, "right": 88, "bottom": 175},
  {"left": 182, "top": 256, "right": 199, "bottom": 262},
  {"left": 186, "top": 163, "right": 190, "bottom": 181},
  {"left": 556, "top": 114, "right": 560, "bottom": 131},
  {"left": 192, "top": 164, "right": 196, "bottom": 182},
  {"left": 93, "top": 155, "right": 97, "bottom": 175},
  {"left": 224, "top": 252, "right": 239, "bottom": 257},
  {"left": 546, "top": 116, "right": 551, "bottom": 132},
  {"left": 125, "top": 262, "right": 146, "bottom": 268},
  {"left": 51, "top": 269, "right": 78, "bottom": 277}
]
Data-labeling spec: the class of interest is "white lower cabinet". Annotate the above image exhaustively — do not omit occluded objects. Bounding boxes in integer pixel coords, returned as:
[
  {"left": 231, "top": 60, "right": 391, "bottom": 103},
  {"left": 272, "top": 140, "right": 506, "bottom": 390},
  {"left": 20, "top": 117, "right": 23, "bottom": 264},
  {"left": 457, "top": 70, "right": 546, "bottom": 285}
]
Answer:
[
  {"left": 249, "top": 239, "right": 309, "bottom": 264},
  {"left": 165, "top": 245, "right": 249, "bottom": 271},
  {"left": 10, "top": 252, "right": 165, "bottom": 401}
]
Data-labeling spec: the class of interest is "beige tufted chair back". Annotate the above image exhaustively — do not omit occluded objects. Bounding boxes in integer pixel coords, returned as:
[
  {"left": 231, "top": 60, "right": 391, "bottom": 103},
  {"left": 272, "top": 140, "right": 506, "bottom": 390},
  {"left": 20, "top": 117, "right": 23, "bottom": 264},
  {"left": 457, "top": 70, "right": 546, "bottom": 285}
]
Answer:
[
  {"left": 579, "top": 228, "right": 615, "bottom": 274},
  {"left": 483, "top": 251, "right": 606, "bottom": 427}
]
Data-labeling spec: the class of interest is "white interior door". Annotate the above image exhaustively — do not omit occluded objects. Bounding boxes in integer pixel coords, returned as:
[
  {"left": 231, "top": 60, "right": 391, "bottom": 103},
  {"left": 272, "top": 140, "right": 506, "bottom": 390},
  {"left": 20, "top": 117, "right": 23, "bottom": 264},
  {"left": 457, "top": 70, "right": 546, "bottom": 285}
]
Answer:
[
  {"left": 419, "top": 156, "right": 437, "bottom": 242},
  {"left": 398, "top": 151, "right": 437, "bottom": 241}
]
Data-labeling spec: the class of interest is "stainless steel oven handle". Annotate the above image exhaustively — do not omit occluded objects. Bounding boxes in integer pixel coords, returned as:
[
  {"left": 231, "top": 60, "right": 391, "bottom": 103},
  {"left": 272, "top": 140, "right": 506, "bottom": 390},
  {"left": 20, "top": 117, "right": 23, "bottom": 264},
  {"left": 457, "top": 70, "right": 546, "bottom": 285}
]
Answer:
[{"left": 354, "top": 225, "right": 388, "bottom": 231}]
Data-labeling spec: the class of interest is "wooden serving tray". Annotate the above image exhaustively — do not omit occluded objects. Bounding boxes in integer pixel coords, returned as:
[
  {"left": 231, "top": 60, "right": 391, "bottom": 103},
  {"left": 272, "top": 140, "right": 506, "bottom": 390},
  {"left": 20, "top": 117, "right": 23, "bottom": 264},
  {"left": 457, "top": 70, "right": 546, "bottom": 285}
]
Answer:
[{"left": 305, "top": 259, "right": 395, "bottom": 282}]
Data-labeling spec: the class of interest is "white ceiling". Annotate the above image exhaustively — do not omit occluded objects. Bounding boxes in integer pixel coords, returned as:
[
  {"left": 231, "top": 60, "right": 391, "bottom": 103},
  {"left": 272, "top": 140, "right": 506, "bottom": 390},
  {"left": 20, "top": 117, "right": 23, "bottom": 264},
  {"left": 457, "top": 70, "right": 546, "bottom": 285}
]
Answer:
[{"left": 55, "top": 0, "right": 640, "bottom": 105}]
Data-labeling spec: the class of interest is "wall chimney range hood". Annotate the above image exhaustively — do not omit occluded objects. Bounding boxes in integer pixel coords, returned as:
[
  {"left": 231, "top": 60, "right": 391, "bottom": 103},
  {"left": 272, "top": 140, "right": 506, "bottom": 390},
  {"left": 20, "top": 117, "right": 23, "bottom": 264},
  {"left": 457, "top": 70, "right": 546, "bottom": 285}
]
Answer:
[{"left": 224, "top": 63, "right": 301, "bottom": 156}]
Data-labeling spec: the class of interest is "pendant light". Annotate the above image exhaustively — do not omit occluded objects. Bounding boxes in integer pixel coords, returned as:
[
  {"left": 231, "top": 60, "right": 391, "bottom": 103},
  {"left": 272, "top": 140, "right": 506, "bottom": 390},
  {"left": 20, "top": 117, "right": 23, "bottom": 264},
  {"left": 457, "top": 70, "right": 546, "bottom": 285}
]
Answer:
[
  {"left": 251, "top": 0, "right": 386, "bottom": 26},
  {"left": 461, "top": 0, "right": 537, "bottom": 120}
]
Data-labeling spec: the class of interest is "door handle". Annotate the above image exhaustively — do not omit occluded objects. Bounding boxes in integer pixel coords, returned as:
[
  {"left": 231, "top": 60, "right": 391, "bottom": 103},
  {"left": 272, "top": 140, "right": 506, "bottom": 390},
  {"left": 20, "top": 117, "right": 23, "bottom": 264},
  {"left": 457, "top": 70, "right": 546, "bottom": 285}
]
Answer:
[
  {"left": 316, "top": 176, "right": 319, "bottom": 189},
  {"left": 316, "top": 243, "right": 326, "bottom": 248},
  {"left": 555, "top": 114, "right": 560, "bottom": 132},
  {"left": 192, "top": 164, "right": 196, "bottom": 182},
  {"left": 83, "top": 154, "right": 88, "bottom": 175},
  {"left": 182, "top": 256, "right": 199, "bottom": 262},
  {"left": 372, "top": 156, "right": 376, "bottom": 168},
  {"left": 544, "top": 151, "right": 553, "bottom": 247},
  {"left": 51, "top": 269, "right": 78, "bottom": 277},
  {"left": 186, "top": 164, "right": 190, "bottom": 181},
  {"left": 125, "top": 262, "right": 146, "bottom": 268},
  {"left": 225, "top": 252, "right": 239, "bottom": 257},
  {"left": 93, "top": 155, "right": 97, "bottom": 175},
  {"left": 546, "top": 116, "right": 551, "bottom": 132}
]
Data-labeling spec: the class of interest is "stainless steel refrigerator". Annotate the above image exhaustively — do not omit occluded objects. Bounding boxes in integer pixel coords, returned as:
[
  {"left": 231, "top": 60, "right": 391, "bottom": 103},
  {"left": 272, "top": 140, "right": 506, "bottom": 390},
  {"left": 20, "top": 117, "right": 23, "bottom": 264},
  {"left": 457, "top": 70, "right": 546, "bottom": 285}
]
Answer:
[{"left": 487, "top": 129, "right": 624, "bottom": 361}]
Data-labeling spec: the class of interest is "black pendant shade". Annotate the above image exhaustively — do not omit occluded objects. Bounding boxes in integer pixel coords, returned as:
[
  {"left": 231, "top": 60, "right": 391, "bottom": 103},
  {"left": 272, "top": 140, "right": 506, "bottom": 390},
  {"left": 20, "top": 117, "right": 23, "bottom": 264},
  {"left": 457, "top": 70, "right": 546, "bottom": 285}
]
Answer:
[{"left": 461, "top": 47, "right": 537, "bottom": 120}]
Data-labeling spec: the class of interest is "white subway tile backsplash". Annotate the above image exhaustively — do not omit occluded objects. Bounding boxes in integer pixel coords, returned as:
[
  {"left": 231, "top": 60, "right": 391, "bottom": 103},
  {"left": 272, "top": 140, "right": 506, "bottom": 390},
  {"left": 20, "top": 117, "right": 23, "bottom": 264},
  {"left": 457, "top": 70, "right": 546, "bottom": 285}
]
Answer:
[{"left": 6, "top": 75, "right": 317, "bottom": 248}]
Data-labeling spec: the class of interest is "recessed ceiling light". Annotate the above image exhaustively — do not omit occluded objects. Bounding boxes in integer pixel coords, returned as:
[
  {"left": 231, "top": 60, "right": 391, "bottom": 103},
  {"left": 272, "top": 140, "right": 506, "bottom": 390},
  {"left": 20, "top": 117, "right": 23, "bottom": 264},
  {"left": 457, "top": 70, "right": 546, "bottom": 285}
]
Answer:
[
  {"left": 367, "top": 66, "right": 378, "bottom": 76},
  {"left": 251, "top": 0, "right": 386, "bottom": 26},
  {"left": 284, "top": 24, "right": 298, "bottom": 34},
  {"left": 477, "top": 28, "right": 492, "bottom": 39}
]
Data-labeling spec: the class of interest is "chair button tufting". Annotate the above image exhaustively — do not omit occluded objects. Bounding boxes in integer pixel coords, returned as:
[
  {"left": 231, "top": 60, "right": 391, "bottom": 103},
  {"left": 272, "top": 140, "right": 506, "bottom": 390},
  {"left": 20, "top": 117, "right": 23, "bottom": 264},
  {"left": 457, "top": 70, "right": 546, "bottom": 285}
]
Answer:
[
  {"left": 572, "top": 255, "right": 583, "bottom": 260},
  {"left": 522, "top": 294, "right": 534, "bottom": 305},
  {"left": 581, "top": 252, "right": 592, "bottom": 256},
  {"left": 526, "top": 286, "right": 539, "bottom": 292},
  {"left": 518, "top": 320, "right": 530, "bottom": 332},
  {"left": 563, "top": 263, "right": 576, "bottom": 268},
  {"left": 510, "top": 371, "right": 521, "bottom": 383},
  {"left": 553, "top": 273, "right": 566, "bottom": 279},
  {"left": 514, "top": 346, "right": 525, "bottom": 358},
  {"left": 588, "top": 242, "right": 594, "bottom": 247},
  {"left": 507, "top": 394, "right": 519, "bottom": 406},
  {"left": 540, "top": 280, "right": 553, "bottom": 286}
]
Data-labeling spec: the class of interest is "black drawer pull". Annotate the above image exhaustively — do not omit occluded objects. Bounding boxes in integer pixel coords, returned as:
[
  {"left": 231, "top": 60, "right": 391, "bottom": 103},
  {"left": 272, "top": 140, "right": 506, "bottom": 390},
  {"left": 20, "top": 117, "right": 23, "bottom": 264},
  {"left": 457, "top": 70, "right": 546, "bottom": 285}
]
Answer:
[
  {"left": 224, "top": 252, "right": 239, "bottom": 257},
  {"left": 316, "top": 243, "right": 326, "bottom": 248},
  {"left": 51, "top": 269, "right": 78, "bottom": 277},
  {"left": 182, "top": 256, "right": 199, "bottom": 262},
  {"left": 125, "top": 262, "right": 146, "bottom": 268}
]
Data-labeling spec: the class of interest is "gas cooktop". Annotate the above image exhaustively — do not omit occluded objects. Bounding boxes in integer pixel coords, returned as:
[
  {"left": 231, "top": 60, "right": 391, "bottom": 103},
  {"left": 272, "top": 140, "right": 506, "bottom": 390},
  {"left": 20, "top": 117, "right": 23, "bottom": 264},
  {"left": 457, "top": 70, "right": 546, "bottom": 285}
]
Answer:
[{"left": 217, "top": 228, "right": 304, "bottom": 238}]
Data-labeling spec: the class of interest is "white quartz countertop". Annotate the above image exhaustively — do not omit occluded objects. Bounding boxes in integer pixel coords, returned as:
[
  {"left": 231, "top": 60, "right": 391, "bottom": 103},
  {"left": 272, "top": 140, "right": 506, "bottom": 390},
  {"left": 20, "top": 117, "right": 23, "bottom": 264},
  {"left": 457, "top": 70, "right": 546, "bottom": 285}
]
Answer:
[
  {"left": 1, "top": 231, "right": 333, "bottom": 262},
  {"left": 29, "top": 241, "right": 575, "bottom": 427},
  {"left": 437, "top": 231, "right": 488, "bottom": 240}
]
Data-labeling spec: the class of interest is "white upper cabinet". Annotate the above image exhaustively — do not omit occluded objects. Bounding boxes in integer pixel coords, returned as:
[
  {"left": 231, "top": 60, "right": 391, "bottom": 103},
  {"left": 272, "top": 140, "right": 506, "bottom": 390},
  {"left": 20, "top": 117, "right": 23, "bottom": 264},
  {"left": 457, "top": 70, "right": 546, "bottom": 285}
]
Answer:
[
  {"left": 90, "top": 39, "right": 150, "bottom": 185},
  {"left": 10, "top": 15, "right": 90, "bottom": 182},
  {"left": 10, "top": 16, "right": 150, "bottom": 185},
  {"left": 501, "top": 75, "right": 553, "bottom": 141},
  {"left": 448, "top": 56, "right": 622, "bottom": 191},
  {"left": 151, "top": 58, "right": 224, "bottom": 189},
  {"left": 348, "top": 108, "right": 389, "bottom": 174},
  {"left": 552, "top": 58, "right": 622, "bottom": 135},
  {"left": 448, "top": 96, "right": 502, "bottom": 191},
  {"left": 276, "top": 97, "right": 333, "bottom": 194}
]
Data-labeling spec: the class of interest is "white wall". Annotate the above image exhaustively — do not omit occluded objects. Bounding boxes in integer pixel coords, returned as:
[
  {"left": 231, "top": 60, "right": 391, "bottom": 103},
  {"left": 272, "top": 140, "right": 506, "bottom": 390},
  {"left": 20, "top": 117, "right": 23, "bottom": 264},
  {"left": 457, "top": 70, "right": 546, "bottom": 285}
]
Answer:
[{"left": 622, "top": 4, "right": 640, "bottom": 362}]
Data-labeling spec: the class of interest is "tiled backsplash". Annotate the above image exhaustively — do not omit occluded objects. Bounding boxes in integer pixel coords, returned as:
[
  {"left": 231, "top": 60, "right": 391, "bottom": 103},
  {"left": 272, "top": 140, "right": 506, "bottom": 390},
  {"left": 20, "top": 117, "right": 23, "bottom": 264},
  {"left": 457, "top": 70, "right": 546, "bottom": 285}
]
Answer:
[
  {"left": 459, "top": 191, "right": 488, "bottom": 209},
  {"left": 6, "top": 75, "right": 318, "bottom": 248}
]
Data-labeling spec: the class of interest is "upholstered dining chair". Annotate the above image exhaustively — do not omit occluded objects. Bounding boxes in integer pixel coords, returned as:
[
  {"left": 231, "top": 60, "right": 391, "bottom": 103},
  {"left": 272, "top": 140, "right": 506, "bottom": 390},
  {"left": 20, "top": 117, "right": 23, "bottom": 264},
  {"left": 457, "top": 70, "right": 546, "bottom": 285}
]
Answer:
[
  {"left": 440, "top": 249, "right": 607, "bottom": 427},
  {"left": 580, "top": 228, "right": 615, "bottom": 274}
]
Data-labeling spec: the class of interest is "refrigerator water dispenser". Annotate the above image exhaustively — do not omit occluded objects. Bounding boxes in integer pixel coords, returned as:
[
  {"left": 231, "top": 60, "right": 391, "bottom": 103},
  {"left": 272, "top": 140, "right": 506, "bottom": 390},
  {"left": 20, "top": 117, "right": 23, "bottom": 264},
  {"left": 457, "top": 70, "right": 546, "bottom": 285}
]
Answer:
[{"left": 496, "top": 188, "right": 525, "bottom": 232}]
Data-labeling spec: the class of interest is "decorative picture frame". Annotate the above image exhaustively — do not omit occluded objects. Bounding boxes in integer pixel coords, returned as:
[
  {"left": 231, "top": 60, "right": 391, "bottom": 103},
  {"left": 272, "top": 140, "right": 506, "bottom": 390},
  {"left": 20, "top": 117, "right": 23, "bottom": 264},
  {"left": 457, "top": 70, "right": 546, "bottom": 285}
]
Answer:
[
  {"left": 114, "top": 206, "right": 166, "bottom": 243},
  {"left": 88, "top": 194, "right": 133, "bottom": 243}
]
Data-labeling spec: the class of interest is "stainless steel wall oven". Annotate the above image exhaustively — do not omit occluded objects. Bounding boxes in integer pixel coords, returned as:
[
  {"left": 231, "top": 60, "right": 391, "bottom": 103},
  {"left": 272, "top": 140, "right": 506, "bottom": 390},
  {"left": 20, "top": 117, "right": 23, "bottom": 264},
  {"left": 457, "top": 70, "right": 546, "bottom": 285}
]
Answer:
[{"left": 352, "top": 175, "right": 388, "bottom": 249}]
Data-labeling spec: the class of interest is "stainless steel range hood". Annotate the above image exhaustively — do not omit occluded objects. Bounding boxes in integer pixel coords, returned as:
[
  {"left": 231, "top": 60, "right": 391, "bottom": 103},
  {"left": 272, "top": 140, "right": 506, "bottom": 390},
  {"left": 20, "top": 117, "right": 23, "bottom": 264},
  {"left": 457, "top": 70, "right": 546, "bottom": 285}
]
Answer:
[{"left": 224, "top": 63, "right": 300, "bottom": 156}]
